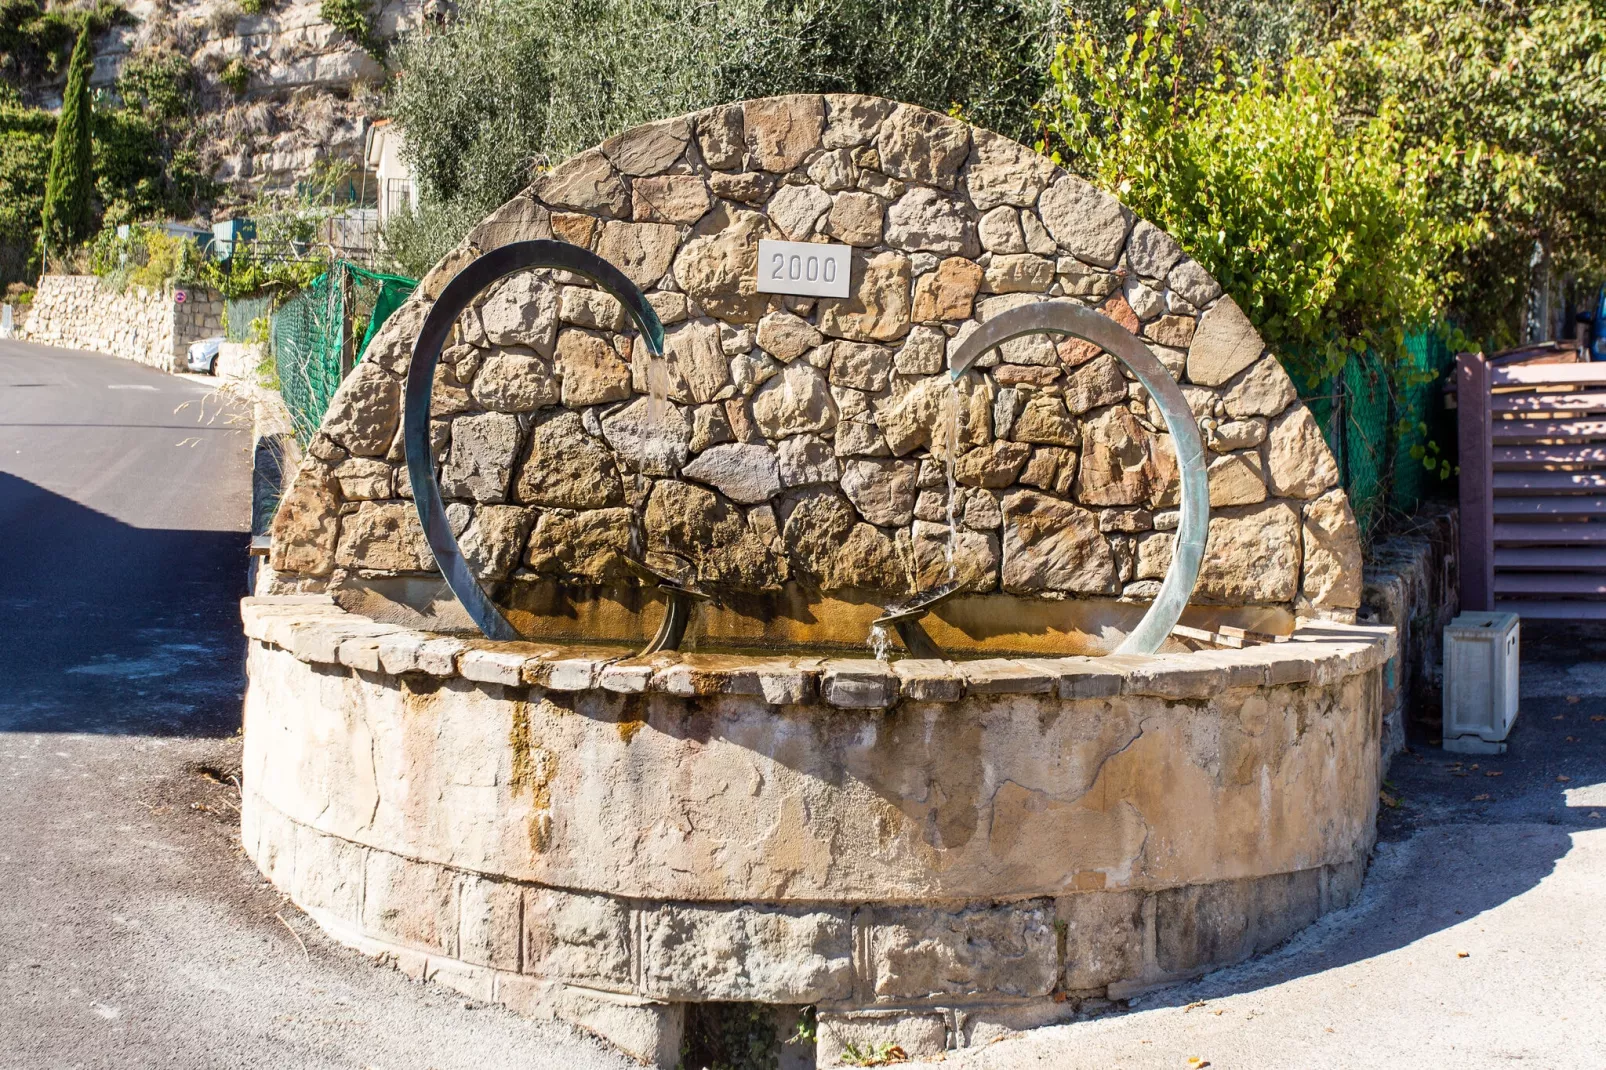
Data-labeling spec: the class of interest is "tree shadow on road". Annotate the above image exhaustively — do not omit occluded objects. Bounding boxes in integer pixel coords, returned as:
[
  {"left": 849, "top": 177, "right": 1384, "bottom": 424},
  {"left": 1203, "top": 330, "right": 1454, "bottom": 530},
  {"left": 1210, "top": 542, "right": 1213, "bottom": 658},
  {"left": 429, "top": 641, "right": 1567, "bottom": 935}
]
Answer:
[{"left": 0, "top": 469, "right": 247, "bottom": 736}]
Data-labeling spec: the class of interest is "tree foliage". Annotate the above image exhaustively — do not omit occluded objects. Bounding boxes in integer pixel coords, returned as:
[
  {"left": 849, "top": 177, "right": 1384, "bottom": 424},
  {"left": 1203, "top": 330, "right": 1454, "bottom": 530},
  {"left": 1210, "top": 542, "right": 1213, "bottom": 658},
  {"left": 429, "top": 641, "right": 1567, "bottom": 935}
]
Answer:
[
  {"left": 0, "top": 88, "right": 51, "bottom": 283},
  {"left": 40, "top": 22, "right": 93, "bottom": 254},
  {"left": 1323, "top": 0, "right": 1606, "bottom": 345},
  {"left": 383, "top": 0, "right": 1061, "bottom": 275},
  {"left": 1043, "top": 3, "right": 1473, "bottom": 382}
]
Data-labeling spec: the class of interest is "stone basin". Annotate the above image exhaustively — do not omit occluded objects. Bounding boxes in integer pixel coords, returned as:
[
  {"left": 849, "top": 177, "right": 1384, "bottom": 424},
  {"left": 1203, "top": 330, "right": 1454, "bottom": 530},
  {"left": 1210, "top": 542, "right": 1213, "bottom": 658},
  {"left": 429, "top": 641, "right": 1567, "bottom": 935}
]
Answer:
[
  {"left": 240, "top": 594, "right": 1390, "bottom": 1066},
  {"left": 249, "top": 93, "right": 1383, "bottom": 1066}
]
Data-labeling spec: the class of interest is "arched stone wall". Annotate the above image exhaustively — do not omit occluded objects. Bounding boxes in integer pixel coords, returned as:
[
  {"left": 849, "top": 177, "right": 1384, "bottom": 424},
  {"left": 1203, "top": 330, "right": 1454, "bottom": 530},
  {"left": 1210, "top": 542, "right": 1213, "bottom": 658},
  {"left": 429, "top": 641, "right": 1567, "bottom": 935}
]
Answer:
[{"left": 267, "top": 94, "right": 1361, "bottom": 651}]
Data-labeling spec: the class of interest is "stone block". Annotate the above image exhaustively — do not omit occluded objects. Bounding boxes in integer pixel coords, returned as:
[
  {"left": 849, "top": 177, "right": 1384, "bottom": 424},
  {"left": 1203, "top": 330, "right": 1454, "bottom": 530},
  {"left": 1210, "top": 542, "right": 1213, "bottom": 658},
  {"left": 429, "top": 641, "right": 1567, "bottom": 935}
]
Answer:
[
  {"left": 498, "top": 977, "right": 684, "bottom": 1069},
  {"left": 744, "top": 95, "right": 825, "bottom": 172},
  {"left": 363, "top": 849, "right": 459, "bottom": 956},
  {"left": 817, "top": 1011, "right": 948, "bottom": 1067},
  {"left": 458, "top": 875, "right": 523, "bottom": 972},
  {"left": 524, "top": 888, "right": 632, "bottom": 987},
  {"left": 460, "top": 647, "right": 530, "bottom": 687},
  {"left": 821, "top": 660, "right": 898, "bottom": 708},
  {"left": 1037, "top": 175, "right": 1131, "bottom": 267},
  {"left": 291, "top": 823, "right": 365, "bottom": 922},
  {"left": 865, "top": 900, "right": 1058, "bottom": 1000},
  {"left": 892, "top": 659, "right": 964, "bottom": 702},
  {"left": 957, "top": 659, "right": 1054, "bottom": 694},
  {"left": 640, "top": 903, "right": 853, "bottom": 1002},
  {"left": 1059, "top": 891, "right": 1146, "bottom": 990},
  {"left": 957, "top": 1000, "right": 1080, "bottom": 1049}
]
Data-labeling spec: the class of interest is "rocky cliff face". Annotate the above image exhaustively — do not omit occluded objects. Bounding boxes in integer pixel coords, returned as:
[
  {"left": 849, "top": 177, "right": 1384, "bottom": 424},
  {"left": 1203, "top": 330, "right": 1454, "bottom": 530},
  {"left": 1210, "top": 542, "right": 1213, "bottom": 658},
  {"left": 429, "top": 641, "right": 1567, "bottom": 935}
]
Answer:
[{"left": 49, "top": 0, "right": 422, "bottom": 196}]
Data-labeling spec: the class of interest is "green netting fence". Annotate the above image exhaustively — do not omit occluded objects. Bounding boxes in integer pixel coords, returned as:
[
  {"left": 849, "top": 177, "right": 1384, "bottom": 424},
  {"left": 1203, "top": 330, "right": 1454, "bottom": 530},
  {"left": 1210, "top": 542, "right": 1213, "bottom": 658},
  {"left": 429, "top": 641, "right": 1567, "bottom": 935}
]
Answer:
[
  {"left": 224, "top": 295, "right": 274, "bottom": 342},
  {"left": 270, "top": 261, "right": 418, "bottom": 444},
  {"left": 1296, "top": 326, "right": 1458, "bottom": 541}
]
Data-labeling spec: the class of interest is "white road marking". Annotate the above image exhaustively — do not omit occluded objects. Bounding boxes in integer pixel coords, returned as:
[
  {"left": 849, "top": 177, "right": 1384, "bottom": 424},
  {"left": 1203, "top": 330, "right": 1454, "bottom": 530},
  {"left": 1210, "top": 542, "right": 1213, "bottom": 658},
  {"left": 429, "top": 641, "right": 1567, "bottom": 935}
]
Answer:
[{"left": 107, "top": 384, "right": 158, "bottom": 391}]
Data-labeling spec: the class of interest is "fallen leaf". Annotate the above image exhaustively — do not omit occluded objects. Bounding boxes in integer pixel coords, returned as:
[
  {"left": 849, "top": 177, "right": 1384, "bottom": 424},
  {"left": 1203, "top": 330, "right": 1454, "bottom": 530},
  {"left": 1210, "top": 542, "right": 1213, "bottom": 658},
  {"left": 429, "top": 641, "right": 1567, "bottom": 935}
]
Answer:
[
  {"left": 1555, "top": 714, "right": 1567, "bottom": 720},
  {"left": 1457, "top": 951, "right": 1470, "bottom": 958},
  {"left": 1485, "top": 771, "right": 1503, "bottom": 778},
  {"left": 1470, "top": 764, "right": 1480, "bottom": 770},
  {"left": 1567, "top": 736, "right": 1580, "bottom": 743},
  {"left": 1472, "top": 793, "right": 1491, "bottom": 801},
  {"left": 1557, "top": 775, "right": 1572, "bottom": 783},
  {"left": 1380, "top": 790, "right": 1401, "bottom": 808},
  {"left": 1567, "top": 695, "right": 1581, "bottom": 704},
  {"left": 1184, "top": 1001, "right": 1208, "bottom": 1012},
  {"left": 1592, "top": 715, "right": 1604, "bottom": 722}
]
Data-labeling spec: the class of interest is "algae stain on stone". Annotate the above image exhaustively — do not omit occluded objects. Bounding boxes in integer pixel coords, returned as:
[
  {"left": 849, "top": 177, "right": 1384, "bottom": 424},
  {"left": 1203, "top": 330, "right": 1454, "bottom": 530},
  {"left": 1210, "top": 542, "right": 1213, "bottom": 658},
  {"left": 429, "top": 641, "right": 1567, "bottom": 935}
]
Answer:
[{"left": 509, "top": 699, "right": 558, "bottom": 853}]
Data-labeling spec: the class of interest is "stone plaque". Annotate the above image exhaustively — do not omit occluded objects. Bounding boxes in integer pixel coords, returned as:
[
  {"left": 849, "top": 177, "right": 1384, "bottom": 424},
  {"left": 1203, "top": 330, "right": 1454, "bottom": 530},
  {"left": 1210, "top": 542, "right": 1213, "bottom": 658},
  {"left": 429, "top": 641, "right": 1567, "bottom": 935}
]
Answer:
[{"left": 755, "top": 240, "right": 851, "bottom": 298}]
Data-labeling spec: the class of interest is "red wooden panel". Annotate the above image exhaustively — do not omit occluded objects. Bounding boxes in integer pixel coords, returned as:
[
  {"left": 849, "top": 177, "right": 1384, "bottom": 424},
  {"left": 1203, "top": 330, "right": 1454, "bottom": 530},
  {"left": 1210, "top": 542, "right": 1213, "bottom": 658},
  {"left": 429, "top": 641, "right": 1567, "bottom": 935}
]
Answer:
[
  {"left": 1494, "top": 547, "right": 1606, "bottom": 570},
  {"left": 1458, "top": 352, "right": 1494, "bottom": 611},
  {"left": 1492, "top": 599, "right": 1606, "bottom": 619},
  {"left": 1493, "top": 572, "right": 1606, "bottom": 596},
  {"left": 1492, "top": 363, "right": 1606, "bottom": 386},
  {"left": 1492, "top": 471, "right": 1606, "bottom": 494},
  {"left": 1492, "top": 445, "right": 1606, "bottom": 469},
  {"left": 1493, "top": 390, "right": 1606, "bottom": 414},
  {"left": 1492, "top": 418, "right": 1606, "bottom": 443},
  {"left": 1492, "top": 496, "right": 1606, "bottom": 518},
  {"left": 1494, "top": 521, "right": 1606, "bottom": 544}
]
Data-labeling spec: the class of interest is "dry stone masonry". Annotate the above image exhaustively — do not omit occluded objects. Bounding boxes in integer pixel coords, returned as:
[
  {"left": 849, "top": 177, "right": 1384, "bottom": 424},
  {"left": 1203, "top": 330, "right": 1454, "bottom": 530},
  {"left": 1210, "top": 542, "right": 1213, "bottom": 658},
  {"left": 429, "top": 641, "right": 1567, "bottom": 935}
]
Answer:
[
  {"left": 268, "top": 94, "right": 1363, "bottom": 646},
  {"left": 22, "top": 275, "right": 224, "bottom": 373}
]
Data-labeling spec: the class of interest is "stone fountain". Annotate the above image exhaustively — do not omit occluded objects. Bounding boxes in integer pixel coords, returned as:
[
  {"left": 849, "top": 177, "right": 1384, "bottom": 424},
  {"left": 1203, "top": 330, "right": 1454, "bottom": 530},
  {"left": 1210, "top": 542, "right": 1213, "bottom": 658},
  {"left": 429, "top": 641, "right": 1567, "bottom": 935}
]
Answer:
[{"left": 245, "top": 94, "right": 1390, "bottom": 1067}]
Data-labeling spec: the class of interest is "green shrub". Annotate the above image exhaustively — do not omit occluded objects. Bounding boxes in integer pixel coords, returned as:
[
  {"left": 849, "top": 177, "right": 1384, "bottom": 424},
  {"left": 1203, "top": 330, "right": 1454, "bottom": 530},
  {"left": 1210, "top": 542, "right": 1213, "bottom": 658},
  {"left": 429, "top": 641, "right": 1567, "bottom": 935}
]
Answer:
[
  {"left": 40, "top": 23, "right": 94, "bottom": 255},
  {"left": 219, "top": 57, "right": 249, "bottom": 96},
  {"left": 0, "top": 95, "right": 51, "bottom": 285},
  {"left": 1042, "top": 2, "right": 1471, "bottom": 383},
  {"left": 0, "top": 0, "right": 122, "bottom": 86},
  {"left": 321, "top": 0, "right": 382, "bottom": 58},
  {"left": 238, "top": 0, "right": 269, "bottom": 13}
]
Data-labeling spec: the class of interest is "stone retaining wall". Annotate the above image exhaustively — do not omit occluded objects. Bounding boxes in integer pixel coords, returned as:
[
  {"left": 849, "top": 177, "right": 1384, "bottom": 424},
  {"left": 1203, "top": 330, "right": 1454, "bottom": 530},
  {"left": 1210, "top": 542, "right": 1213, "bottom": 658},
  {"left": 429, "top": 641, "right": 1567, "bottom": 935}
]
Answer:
[
  {"left": 20, "top": 274, "right": 224, "bottom": 373},
  {"left": 240, "top": 594, "right": 1392, "bottom": 1066}
]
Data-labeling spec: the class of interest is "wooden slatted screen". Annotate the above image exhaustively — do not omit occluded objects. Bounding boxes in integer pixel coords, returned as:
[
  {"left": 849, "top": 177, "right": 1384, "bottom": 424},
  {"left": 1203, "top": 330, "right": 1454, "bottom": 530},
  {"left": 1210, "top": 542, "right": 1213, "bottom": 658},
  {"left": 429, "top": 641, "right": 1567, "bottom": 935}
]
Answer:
[{"left": 1459, "top": 353, "right": 1606, "bottom": 618}]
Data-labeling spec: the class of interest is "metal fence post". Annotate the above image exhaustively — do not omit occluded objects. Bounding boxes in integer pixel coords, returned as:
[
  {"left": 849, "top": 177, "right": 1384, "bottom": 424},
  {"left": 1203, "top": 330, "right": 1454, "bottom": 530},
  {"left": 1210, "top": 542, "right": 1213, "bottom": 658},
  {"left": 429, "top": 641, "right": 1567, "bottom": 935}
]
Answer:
[{"left": 1456, "top": 351, "right": 1493, "bottom": 611}]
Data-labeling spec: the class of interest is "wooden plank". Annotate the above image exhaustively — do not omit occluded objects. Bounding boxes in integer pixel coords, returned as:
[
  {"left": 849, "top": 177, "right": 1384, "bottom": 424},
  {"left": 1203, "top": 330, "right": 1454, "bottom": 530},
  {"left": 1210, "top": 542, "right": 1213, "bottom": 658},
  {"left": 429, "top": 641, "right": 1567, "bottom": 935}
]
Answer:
[
  {"left": 1492, "top": 471, "right": 1606, "bottom": 494},
  {"left": 1494, "top": 521, "right": 1606, "bottom": 544},
  {"left": 1493, "top": 573, "right": 1606, "bottom": 596},
  {"left": 1493, "top": 496, "right": 1606, "bottom": 518},
  {"left": 1493, "top": 445, "right": 1606, "bottom": 469},
  {"left": 1493, "top": 599, "right": 1606, "bottom": 620},
  {"left": 1492, "top": 363, "right": 1606, "bottom": 386},
  {"left": 1493, "top": 390, "right": 1606, "bottom": 414},
  {"left": 1492, "top": 418, "right": 1606, "bottom": 443},
  {"left": 1458, "top": 352, "right": 1494, "bottom": 611},
  {"left": 1494, "top": 547, "right": 1606, "bottom": 570}
]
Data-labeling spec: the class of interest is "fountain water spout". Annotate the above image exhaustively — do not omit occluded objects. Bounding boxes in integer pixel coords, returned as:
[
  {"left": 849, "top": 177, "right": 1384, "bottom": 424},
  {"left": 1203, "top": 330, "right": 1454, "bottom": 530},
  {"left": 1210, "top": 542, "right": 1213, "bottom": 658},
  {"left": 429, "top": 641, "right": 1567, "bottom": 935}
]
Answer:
[{"left": 871, "top": 582, "right": 963, "bottom": 660}]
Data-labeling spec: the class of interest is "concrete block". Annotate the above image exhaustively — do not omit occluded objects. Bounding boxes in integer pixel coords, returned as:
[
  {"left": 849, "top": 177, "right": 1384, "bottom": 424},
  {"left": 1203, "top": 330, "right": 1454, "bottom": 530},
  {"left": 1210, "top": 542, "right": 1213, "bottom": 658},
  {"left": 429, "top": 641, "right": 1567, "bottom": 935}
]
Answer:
[
  {"left": 1155, "top": 877, "right": 1255, "bottom": 976},
  {"left": 956, "top": 999, "right": 1079, "bottom": 1048},
  {"left": 497, "top": 976, "right": 685, "bottom": 1068}
]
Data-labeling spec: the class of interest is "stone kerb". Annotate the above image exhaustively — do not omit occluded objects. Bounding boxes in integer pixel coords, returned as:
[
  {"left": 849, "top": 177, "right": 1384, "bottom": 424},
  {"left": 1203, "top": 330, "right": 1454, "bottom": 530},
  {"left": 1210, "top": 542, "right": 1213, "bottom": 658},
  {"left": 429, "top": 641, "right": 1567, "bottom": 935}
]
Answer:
[
  {"left": 267, "top": 94, "right": 1363, "bottom": 645},
  {"left": 240, "top": 593, "right": 1391, "bottom": 1066}
]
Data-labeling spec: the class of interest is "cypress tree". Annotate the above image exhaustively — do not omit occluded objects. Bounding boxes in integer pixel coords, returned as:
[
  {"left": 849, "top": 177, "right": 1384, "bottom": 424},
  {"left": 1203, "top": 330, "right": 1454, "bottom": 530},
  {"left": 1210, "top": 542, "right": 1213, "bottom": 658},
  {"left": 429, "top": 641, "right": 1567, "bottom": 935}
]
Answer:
[{"left": 40, "top": 24, "right": 95, "bottom": 258}]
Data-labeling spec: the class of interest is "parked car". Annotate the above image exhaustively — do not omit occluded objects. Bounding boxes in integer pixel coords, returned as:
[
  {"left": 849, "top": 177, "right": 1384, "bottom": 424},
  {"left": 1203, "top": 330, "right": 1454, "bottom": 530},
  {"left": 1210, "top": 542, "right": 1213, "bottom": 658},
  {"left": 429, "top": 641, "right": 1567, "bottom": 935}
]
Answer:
[{"left": 186, "top": 336, "right": 225, "bottom": 374}]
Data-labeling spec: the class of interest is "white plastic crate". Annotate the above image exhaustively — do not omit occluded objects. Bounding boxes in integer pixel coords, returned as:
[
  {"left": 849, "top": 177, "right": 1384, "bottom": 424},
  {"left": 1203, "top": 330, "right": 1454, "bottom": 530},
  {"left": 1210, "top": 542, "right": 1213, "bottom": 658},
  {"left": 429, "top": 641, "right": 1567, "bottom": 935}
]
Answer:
[{"left": 1442, "top": 612, "right": 1520, "bottom": 754}]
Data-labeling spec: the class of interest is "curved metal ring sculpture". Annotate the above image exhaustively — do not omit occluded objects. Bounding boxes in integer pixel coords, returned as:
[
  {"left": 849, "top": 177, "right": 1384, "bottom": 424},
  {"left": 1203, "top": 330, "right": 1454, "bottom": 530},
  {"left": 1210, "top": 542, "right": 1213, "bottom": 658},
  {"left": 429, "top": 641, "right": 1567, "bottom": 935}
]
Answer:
[
  {"left": 404, "top": 240, "right": 665, "bottom": 642},
  {"left": 947, "top": 300, "right": 1210, "bottom": 656}
]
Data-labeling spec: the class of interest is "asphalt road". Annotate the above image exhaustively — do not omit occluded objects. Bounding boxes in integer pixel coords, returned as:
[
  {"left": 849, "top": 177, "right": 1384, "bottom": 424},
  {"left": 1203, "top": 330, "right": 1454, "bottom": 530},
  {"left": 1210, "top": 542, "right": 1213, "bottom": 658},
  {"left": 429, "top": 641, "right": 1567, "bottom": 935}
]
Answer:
[{"left": 0, "top": 340, "right": 634, "bottom": 1070}]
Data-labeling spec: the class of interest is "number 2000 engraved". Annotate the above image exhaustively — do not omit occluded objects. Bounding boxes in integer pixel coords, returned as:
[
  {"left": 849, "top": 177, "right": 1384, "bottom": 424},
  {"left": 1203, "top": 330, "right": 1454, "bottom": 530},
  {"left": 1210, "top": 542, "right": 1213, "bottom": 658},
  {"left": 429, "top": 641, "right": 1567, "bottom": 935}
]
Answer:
[{"left": 754, "top": 240, "right": 851, "bottom": 299}]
